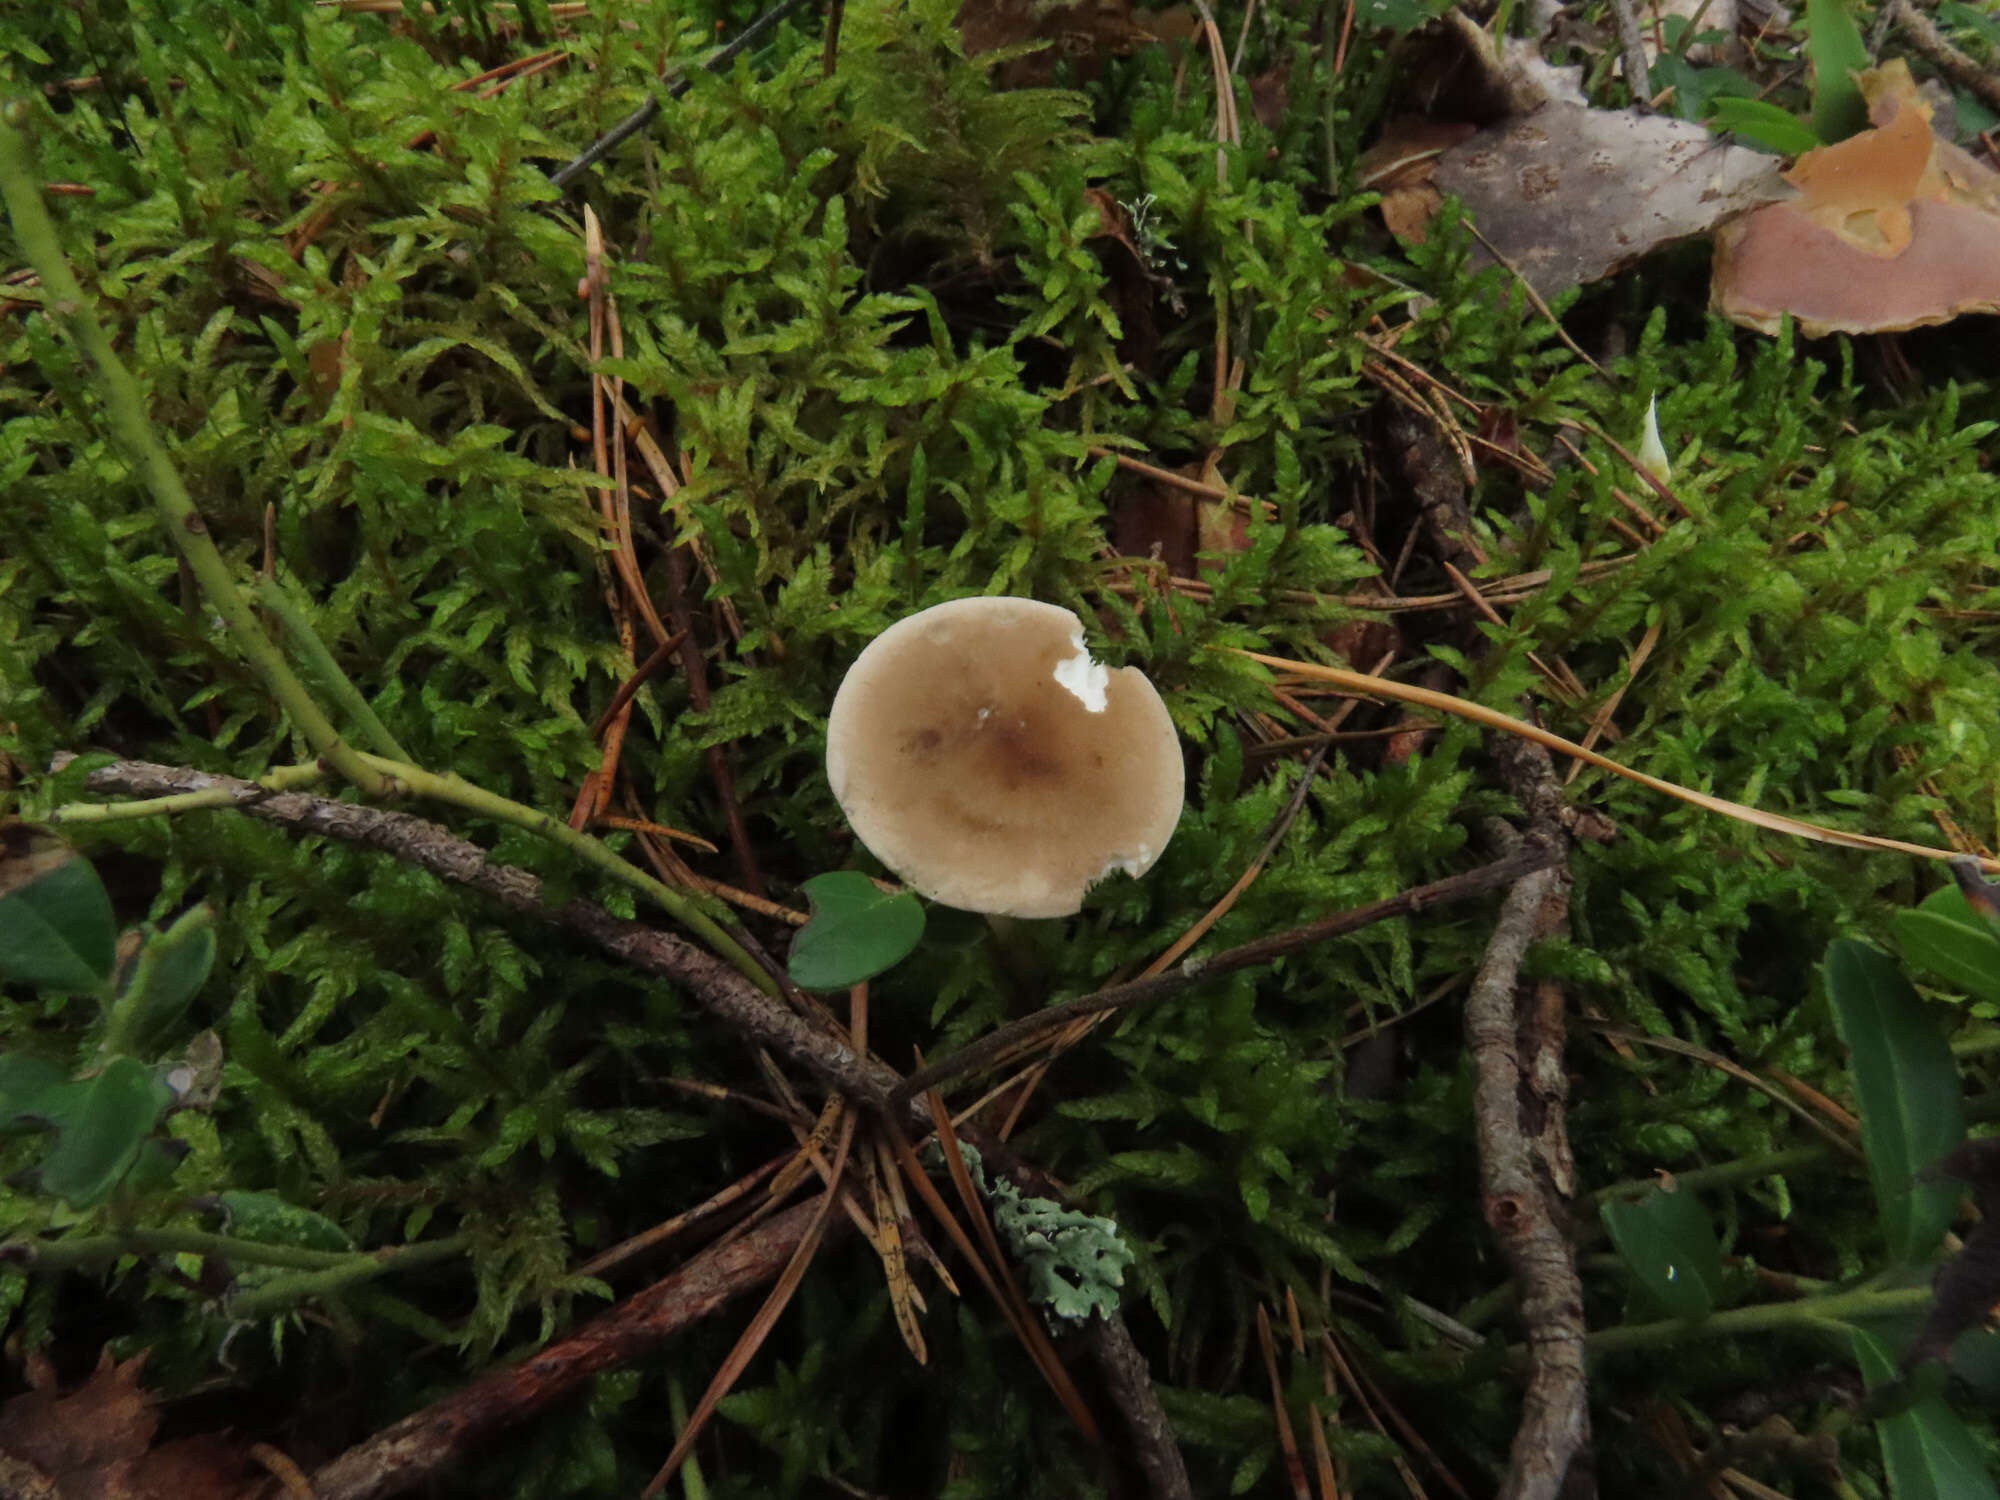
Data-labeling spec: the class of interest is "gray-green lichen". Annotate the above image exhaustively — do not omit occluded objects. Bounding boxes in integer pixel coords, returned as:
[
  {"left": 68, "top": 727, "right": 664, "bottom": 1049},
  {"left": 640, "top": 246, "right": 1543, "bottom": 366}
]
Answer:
[{"left": 934, "top": 1142, "right": 1134, "bottom": 1324}]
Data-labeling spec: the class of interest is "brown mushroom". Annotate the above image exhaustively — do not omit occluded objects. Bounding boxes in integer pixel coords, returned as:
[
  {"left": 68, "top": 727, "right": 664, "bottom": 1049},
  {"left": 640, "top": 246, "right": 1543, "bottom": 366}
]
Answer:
[
  {"left": 1712, "top": 62, "right": 2000, "bottom": 336},
  {"left": 825, "top": 598, "right": 1184, "bottom": 919}
]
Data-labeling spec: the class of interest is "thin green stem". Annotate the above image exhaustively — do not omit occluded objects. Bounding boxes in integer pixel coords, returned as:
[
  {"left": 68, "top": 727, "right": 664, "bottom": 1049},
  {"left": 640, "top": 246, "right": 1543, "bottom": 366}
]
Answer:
[
  {"left": 255, "top": 575, "right": 412, "bottom": 761},
  {"left": 355, "top": 753, "right": 777, "bottom": 996},
  {"left": 0, "top": 109, "right": 386, "bottom": 796},
  {"left": 51, "top": 761, "right": 330, "bottom": 824},
  {"left": 48, "top": 753, "right": 778, "bottom": 997},
  {"left": 1575, "top": 1285, "right": 1931, "bottom": 1359},
  {"left": 1590, "top": 1146, "right": 1833, "bottom": 1204},
  {"left": 8, "top": 1225, "right": 382, "bottom": 1273},
  {"left": 225, "top": 1234, "right": 470, "bottom": 1321}
]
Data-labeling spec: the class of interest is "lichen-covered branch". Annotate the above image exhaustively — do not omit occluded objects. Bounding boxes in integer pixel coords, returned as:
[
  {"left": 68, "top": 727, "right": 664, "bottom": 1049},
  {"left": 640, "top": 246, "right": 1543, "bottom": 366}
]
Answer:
[
  {"left": 61, "top": 756, "right": 898, "bottom": 1112},
  {"left": 1469, "top": 738, "right": 1592, "bottom": 1500}
]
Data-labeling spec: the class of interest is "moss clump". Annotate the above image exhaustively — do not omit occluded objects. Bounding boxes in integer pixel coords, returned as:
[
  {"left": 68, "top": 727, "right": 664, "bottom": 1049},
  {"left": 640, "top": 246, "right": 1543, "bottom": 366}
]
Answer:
[{"left": 3, "top": 0, "right": 1999, "bottom": 1493}]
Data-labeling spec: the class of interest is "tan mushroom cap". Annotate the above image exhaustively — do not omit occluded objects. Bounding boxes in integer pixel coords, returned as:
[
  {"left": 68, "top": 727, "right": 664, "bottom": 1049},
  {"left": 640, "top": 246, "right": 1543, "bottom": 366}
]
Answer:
[{"left": 826, "top": 597, "right": 1185, "bottom": 919}]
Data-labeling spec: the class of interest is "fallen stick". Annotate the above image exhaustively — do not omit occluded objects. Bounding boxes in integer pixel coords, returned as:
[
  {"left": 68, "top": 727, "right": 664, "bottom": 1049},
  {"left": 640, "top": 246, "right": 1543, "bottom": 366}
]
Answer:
[{"left": 308, "top": 1198, "right": 829, "bottom": 1500}]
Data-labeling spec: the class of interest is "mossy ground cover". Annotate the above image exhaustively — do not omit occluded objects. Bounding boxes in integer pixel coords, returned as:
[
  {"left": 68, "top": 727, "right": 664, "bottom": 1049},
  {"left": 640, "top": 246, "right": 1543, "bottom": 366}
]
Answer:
[{"left": 2, "top": 0, "right": 1999, "bottom": 1494}]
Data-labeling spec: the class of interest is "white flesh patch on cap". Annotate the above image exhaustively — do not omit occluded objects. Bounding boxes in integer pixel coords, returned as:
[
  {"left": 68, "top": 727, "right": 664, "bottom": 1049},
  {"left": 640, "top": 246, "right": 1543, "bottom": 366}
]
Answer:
[
  {"left": 1052, "top": 629, "right": 1110, "bottom": 713},
  {"left": 1097, "top": 842, "right": 1153, "bottom": 881}
]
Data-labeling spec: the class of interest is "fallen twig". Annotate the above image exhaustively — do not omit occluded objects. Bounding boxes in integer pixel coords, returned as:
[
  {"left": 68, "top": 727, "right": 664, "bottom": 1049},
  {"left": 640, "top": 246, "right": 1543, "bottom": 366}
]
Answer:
[
  {"left": 1893, "top": 0, "right": 2000, "bottom": 115},
  {"left": 1084, "top": 1316, "right": 1197, "bottom": 1500},
  {"left": 306, "top": 1197, "right": 832, "bottom": 1500},
  {"left": 891, "top": 840, "right": 1561, "bottom": 1104},
  {"left": 1467, "top": 739, "right": 1590, "bottom": 1500},
  {"left": 59, "top": 756, "right": 898, "bottom": 1112}
]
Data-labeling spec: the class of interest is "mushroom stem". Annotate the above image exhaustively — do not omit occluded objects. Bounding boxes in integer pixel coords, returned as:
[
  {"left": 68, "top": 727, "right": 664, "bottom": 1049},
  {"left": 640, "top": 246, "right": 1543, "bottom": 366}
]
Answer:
[{"left": 983, "top": 913, "right": 1044, "bottom": 988}]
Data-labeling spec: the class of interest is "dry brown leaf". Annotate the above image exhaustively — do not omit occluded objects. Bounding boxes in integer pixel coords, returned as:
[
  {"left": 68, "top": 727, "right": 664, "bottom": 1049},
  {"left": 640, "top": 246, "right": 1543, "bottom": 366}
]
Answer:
[
  {"left": 0, "top": 1352, "right": 267, "bottom": 1500},
  {"left": 1426, "top": 104, "right": 1787, "bottom": 298},
  {"left": 1359, "top": 118, "right": 1479, "bottom": 244},
  {"left": 955, "top": 0, "right": 1164, "bottom": 85},
  {"left": 1712, "top": 61, "right": 2000, "bottom": 336}
]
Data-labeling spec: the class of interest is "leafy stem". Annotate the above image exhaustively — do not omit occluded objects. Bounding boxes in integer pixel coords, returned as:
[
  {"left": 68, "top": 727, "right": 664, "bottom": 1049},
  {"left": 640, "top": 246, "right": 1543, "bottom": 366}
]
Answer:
[
  {"left": 1573, "top": 1285, "right": 1932, "bottom": 1358},
  {"left": 0, "top": 105, "right": 389, "bottom": 796},
  {"left": 4, "top": 1224, "right": 464, "bottom": 1275},
  {"left": 224, "top": 1234, "right": 472, "bottom": 1321},
  {"left": 352, "top": 753, "right": 776, "bottom": 996}
]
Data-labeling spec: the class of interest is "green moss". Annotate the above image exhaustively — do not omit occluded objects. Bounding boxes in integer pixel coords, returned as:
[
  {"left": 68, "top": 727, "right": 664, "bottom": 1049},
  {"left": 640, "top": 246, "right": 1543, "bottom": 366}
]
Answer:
[{"left": 4, "top": 0, "right": 2000, "bottom": 1491}]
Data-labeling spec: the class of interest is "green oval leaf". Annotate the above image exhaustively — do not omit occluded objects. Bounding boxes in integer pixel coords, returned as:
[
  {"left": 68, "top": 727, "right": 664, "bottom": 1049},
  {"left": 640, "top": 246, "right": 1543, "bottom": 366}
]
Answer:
[
  {"left": 1804, "top": 0, "right": 1870, "bottom": 143},
  {"left": 1825, "top": 940, "right": 1966, "bottom": 1263},
  {"left": 1705, "top": 96, "right": 1823, "bottom": 156},
  {"left": 0, "top": 834, "right": 117, "bottom": 995},
  {"left": 34, "top": 1056, "right": 173, "bottom": 1209},
  {"left": 0, "top": 1053, "right": 71, "bottom": 1131},
  {"left": 215, "top": 1190, "right": 355, "bottom": 1252},
  {"left": 788, "top": 872, "right": 925, "bottom": 991},
  {"left": 1853, "top": 1328, "right": 2000, "bottom": 1500},
  {"left": 1599, "top": 1182, "right": 1721, "bottom": 1322},
  {"left": 1897, "top": 890, "right": 2000, "bottom": 1007},
  {"left": 116, "top": 906, "right": 219, "bottom": 1048}
]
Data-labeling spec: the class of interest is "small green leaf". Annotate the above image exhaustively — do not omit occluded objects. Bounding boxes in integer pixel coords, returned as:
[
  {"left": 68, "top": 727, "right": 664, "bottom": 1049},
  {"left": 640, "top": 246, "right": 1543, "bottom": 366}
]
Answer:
[
  {"left": 114, "top": 906, "right": 219, "bottom": 1048},
  {"left": 788, "top": 872, "right": 926, "bottom": 990},
  {"left": 1705, "top": 96, "right": 1824, "bottom": 156},
  {"left": 1853, "top": 1328, "right": 2000, "bottom": 1500},
  {"left": 1804, "top": 0, "right": 1870, "bottom": 142},
  {"left": 0, "top": 1054, "right": 71, "bottom": 1130},
  {"left": 33, "top": 1057, "right": 173, "bottom": 1209},
  {"left": 1896, "top": 889, "right": 2000, "bottom": 1006},
  {"left": 0, "top": 835, "right": 117, "bottom": 994},
  {"left": 1600, "top": 1182, "right": 1722, "bottom": 1321},
  {"left": 214, "top": 1190, "right": 355, "bottom": 1252},
  {"left": 1825, "top": 940, "right": 1966, "bottom": 1262}
]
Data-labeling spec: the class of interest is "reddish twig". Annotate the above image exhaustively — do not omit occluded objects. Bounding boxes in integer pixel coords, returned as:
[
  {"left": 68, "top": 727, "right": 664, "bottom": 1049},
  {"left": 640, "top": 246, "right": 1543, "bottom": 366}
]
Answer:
[{"left": 307, "top": 1197, "right": 833, "bottom": 1500}]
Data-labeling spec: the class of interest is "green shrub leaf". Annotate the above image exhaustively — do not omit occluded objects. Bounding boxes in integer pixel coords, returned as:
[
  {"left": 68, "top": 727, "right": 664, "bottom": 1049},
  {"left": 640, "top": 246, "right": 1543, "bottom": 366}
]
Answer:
[
  {"left": 0, "top": 835, "right": 117, "bottom": 995},
  {"left": 32, "top": 1056, "right": 174, "bottom": 1209},
  {"left": 215, "top": 1190, "right": 356, "bottom": 1252},
  {"left": 1896, "top": 889, "right": 2000, "bottom": 1007},
  {"left": 0, "top": 1054, "right": 71, "bottom": 1129},
  {"left": 1853, "top": 1328, "right": 2000, "bottom": 1500},
  {"left": 1825, "top": 940, "right": 1966, "bottom": 1262},
  {"left": 1705, "top": 97, "right": 1824, "bottom": 155},
  {"left": 788, "top": 872, "right": 926, "bottom": 991},
  {"left": 115, "top": 905, "right": 219, "bottom": 1048},
  {"left": 1600, "top": 1182, "right": 1722, "bottom": 1321},
  {"left": 1804, "top": 0, "right": 1870, "bottom": 142}
]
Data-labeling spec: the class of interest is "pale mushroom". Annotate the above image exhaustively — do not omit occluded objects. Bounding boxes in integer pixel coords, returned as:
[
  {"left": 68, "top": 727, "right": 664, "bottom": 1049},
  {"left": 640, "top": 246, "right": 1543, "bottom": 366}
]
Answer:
[{"left": 825, "top": 598, "right": 1184, "bottom": 919}]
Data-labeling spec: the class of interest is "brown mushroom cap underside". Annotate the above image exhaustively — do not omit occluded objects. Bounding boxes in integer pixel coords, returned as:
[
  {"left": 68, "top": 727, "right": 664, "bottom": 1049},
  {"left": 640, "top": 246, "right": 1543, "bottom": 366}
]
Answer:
[
  {"left": 826, "top": 598, "right": 1185, "bottom": 919},
  {"left": 1712, "top": 198, "right": 2000, "bottom": 337}
]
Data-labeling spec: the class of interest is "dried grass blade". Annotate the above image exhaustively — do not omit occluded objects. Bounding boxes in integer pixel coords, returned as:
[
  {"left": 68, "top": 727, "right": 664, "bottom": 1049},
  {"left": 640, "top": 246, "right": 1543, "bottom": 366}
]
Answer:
[
  {"left": 1283, "top": 1289, "right": 1342, "bottom": 1500},
  {"left": 1567, "top": 618, "right": 1661, "bottom": 781},
  {"left": 866, "top": 1147, "right": 928, "bottom": 1362},
  {"left": 1257, "top": 1304, "right": 1313, "bottom": 1500},
  {"left": 892, "top": 1101, "right": 1101, "bottom": 1441},
  {"left": 638, "top": 1111, "right": 856, "bottom": 1500},
  {"left": 1236, "top": 651, "right": 2000, "bottom": 874},
  {"left": 574, "top": 1152, "right": 788, "bottom": 1280}
]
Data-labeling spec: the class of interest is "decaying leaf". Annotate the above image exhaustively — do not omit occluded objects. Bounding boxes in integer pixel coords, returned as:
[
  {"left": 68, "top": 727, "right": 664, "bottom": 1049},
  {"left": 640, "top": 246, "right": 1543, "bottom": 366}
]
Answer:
[
  {"left": 1711, "top": 61, "right": 2000, "bottom": 336},
  {"left": 0, "top": 1352, "right": 268, "bottom": 1500},
  {"left": 1359, "top": 118, "right": 1480, "bottom": 242},
  {"left": 955, "top": 0, "right": 1182, "bottom": 86},
  {"left": 1420, "top": 104, "right": 1787, "bottom": 298}
]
